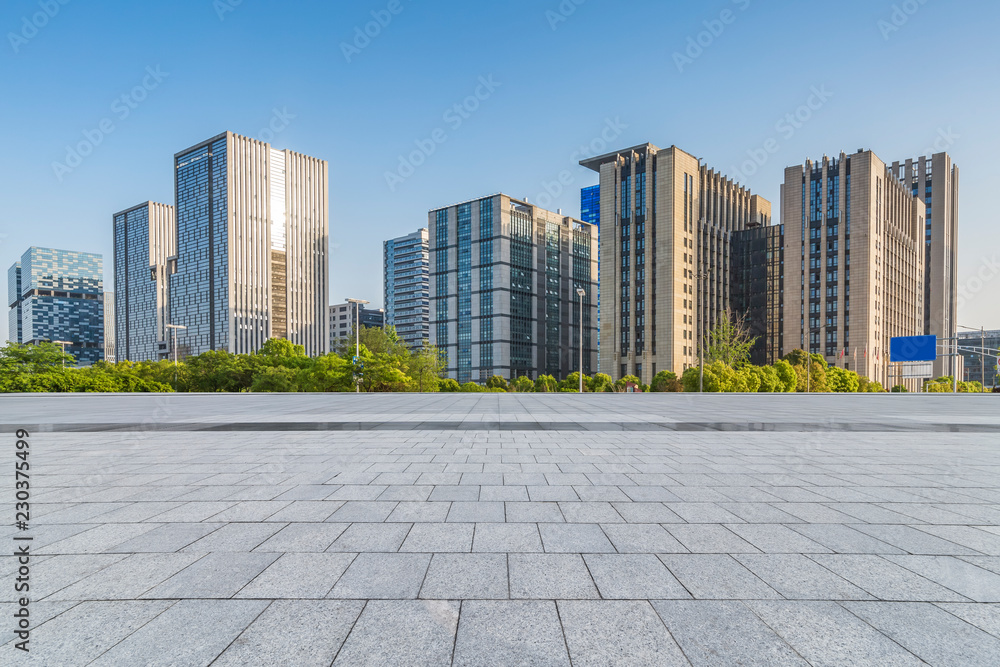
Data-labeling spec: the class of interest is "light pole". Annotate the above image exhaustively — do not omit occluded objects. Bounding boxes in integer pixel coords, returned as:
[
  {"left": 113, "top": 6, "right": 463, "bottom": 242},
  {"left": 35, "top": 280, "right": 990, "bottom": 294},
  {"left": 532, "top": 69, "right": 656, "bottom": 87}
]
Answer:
[
  {"left": 165, "top": 325, "right": 187, "bottom": 388},
  {"left": 346, "top": 298, "right": 370, "bottom": 393},
  {"left": 576, "top": 287, "right": 586, "bottom": 393},
  {"left": 53, "top": 340, "right": 71, "bottom": 369}
]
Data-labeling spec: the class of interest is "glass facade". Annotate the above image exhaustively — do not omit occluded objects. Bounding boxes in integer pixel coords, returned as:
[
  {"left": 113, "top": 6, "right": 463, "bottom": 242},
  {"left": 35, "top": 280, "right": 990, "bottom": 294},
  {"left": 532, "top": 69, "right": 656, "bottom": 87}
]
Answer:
[
  {"left": 434, "top": 209, "right": 449, "bottom": 353},
  {"left": 510, "top": 204, "right": 534, "bottom": 378},
  {"left": 7, "top": 262, "right": 22, "bottom": 344},
  {"left": 113, "top": 204, "right": 169, "bottom": 362},
  {"left": 581, "top": 184, "right": 600, "bottom": 226},
  {"left": 478, "top": 198, "right": 495, "bottom": 378},
  {"left": 9, "top": 247, "right": 104, "bottom": 365},
  {"left": 731, "top": 224, "right": 784, "bottom": 365},
  {"left": 384, "top": 228, "right": 430, "bottom": 349},
  {"left": 456, "top": 203, "right": 473, "bottom": 383}
]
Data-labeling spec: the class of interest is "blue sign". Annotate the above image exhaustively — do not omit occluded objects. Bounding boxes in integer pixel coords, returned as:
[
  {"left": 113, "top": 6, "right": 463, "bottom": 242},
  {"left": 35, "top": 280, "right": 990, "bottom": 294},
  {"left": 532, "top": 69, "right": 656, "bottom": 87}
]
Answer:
[{"left": 890, "top": 335, "right": 937, "bottom": 362}]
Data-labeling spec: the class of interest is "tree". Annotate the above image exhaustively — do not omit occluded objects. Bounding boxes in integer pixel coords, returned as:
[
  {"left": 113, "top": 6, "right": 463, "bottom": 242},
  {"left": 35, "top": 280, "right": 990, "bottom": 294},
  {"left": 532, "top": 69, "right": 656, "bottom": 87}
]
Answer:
[
  {"left": 460, "top": 382, "right": 487, "bottom": 393},
  {"left": 827, "top": 366, "right": 861, "bottom": 393},
  {"left": 439, "top": 378, "right": 461, "bottom": 392},
  {"left": 251, "top": 366, "right": 300, "bottom": 393},
  {"left": 651, "top": 371, "right": 682, "bottom": 393},
  {"left": 773, "top": 360, "right": 798, "bottom": 392},
  {"left": 0, "top": 341, "right": 75, "bottom": 375},
  {"left": 681, "top": 367, "right": 703, "bottom": 393},
  {"left": 560, "top": 372, "right": 590, "bottom": 392},
  {"left": 407, "top": 343, "right": 447, "bottom": 392},
  {"left": 535, "top": 375, "right": 558, "bottom": 393},
  {"left": 588, "top": 373, "right": 613, "bottom": 393},
  {"left": 614, "top": 375, "right": 642, "bottom": 392},
  {"left": 706, "top": 310, "right": 758, "bottom": 368},
  {"left": 486, "top": 375, "right": 510, "bottom": 392},
  {"left": 891, "top": 384, "right": 909, "bottom": 393},
  {"left": 510, "top": 376, "right": 535, "bottom": 392}
]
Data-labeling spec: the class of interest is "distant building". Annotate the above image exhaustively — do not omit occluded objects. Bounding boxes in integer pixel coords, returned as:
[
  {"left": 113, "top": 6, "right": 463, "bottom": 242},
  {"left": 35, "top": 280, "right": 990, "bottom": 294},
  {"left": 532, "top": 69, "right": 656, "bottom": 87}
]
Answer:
[
  {"left": 384, "top": 228, "right": 430, "bottom": 349},
  {"left": 731, "top": 223, "right": 784, "bottom": 366},
  {"left": 581, "top": 185, "right": 600, "bottom": 226},
  {"left": 429, "top": 194, "right": 598, "bottom": 382},
  {"left": 958, "top": 329, "right": 999, "bottom": 388},
  {"left": 104, "top": 291, "right": 116, "bottom": 363},
  {"left": 170, "top": 131, "right": 329, "bottom": 358},
  {"left": 7, "top": 247, "right": 105, "bottom": 365},
  {"left": 330, "top": 302, "right": 385, "bottom": 352},
  {"left": 113, "top": 201, "right": 175, "bottom": 362}
]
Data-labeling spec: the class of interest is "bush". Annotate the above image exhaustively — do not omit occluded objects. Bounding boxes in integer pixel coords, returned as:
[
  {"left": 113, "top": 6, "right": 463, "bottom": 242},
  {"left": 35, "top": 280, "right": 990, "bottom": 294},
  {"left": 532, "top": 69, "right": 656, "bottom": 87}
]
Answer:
[
  {"left": 460, "top": 382, "right": 487, "bottom": 393},
  {"left": 588, "top": 373, "right": 613, "bottom": 393},
  {"left": 510, "top": 376, "right": 535, "bottom": 393},
  {"left": 439, "top": 378, "right": 461, "bottom": 392},
  {"left": 773, "top": 360, "right": 798, "bottom": 393},
  {"left": 614, "top": 375, "right": 642, "bottom": 392},
  {"left": 651, "top": 370, "right": 682, "bottom": 393},
  {"left": 486, "top": 375, "right": 509, "bottom": 391},
  {"left": 891, "top": 384, "right": 909, "bottom": 393},
  {"left": 560, "top": 372, "right": 590, "bottom": 392},
  {"left": 535, "top": 375, "right": 558, "bottom": 393}
]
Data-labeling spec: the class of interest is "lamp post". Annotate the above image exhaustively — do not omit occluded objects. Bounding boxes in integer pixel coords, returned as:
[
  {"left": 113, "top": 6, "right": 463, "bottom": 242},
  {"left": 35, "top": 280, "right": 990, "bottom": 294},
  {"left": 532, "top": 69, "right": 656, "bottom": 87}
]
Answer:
[
  {"left": 576, "top": 287, "right": 586, "bottom": 393},
  {"left": 346, "top": 298, "right": 370, "bottom": 393},
  {"left": 165, "top": 325, "right": 187, "bottom": 388},
  {"left": 52, "top": 340, "right": 71, "bottom": 369}
]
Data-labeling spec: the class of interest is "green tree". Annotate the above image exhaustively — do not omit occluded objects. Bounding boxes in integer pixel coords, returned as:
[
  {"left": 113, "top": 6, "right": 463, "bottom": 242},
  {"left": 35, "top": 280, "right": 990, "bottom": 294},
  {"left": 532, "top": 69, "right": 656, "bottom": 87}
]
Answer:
[
  {"left": 535, "top": 375, "right": 558, "bottom": 392},
  {"left": 439, "top": 378, "right": 461, "bottom": 392},
  {"left": 560, "top": 372, "right": 590, "bottom": 392},
  {"left": 460, "top": 382, "right": 487, "bottom": 393},
  {"left": 681, "top": 367, "right": 704, "bottom": 393},
  {"left": 486, "top": 375, "right": 510, "bottom": 391},
  {"left": 614, "top": 375, "right": 642, "bottom": 392},
  {"left": 706, "top": 310, "right": 758, "bottom": 368},
  {"left": 406, "top": 342, "right": 446, "bottom": 392},
  {"left": 588, "top": 373, "right": 613, "bottom": 393},
  {"left": 827, "top": 366, "right": 861, "bottom": 393},
  {"left": 651, "top": 370, "right": 682, "bottom": 393},
  {"left": 510, "top": 376, "right": 535, "bottom": 392},
  {"left": 891, "top": 384, "right": 909, "bottom": 393},
  {"left": 772, "top": 360, "right": 798, "bottom": 393},
  {"left": 251, "top": 366, "right": 300, "bottom": 392}
]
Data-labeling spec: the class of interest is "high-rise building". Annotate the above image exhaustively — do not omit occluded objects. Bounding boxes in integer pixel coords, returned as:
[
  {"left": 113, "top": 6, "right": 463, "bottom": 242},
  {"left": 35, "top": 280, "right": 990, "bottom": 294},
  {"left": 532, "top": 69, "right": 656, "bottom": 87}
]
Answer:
[
  {"left": 8, "top": 262, "right": 22, "bottom": 345},
  {"left": 104, "top": 291, "right": 116, "bottom": 363},
  {"left": 113, "top": 202, "right": 175, "bottom": 362},
  {"left": 384, "top": 228, "right": 430, "bottom": 349},
  {"left": 581, "top": 143, "right": 771, "bottom": 384},
  {"left": 581, "top": 185, "right": 600, "bottom": 226},
  {"left": 891, "top": 153, "right": 959, "bottom": 379},
  {"left": 330, "top": 302, "right": 385, "bottom": 352},
  {"left": 731, "top": 223, "right": 784, "bottom": 366},
  {"left": 170, "top": 131, "right": 329, "bottom": 358},
  {"left": 429, "top": 194, "right": 598, "bottom": 383},
  {"left": 6, "top": 247, "right": 105, "bottom": 365},
  {"left": 958, "top": 329, "right": 998, "bottom": 389},
  {"left": 781, "top": 150, "right": 925, "bottom": 389}
]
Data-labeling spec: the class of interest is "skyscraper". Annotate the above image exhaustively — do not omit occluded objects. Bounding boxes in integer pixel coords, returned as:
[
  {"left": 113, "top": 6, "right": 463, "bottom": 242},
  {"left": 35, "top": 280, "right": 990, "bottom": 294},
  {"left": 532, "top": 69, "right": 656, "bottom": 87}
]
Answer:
[
  {"left": 7, "top": 247, "right": 105, "bottom": 365},
  {"left": 781, "top": 150, "right": 925, "bottom": 389},
  {"left": 429, "top": 194, "right": 598, "bottom": 382},
  {"left": 890, "top": 153, "right": 959, "bottom": 379},
  {"left": 8, "top": 262, "right": 22, "bottom": 345},
  {"left": 384, "top": 228, "right": 430, "bottom": 349},
  {"left": 730, "top": 223, "right": 784, "bottom": 366},
  {"left": 113, "top": 202, "right": 175, "bottom": 362},
  {"left": 581, "top": 143, "right": 771, "bottom": 384},
  {"left": 581, "top": 185, "right": 600, "bottom": 226},
  {"left": 170, "top": 131, "right": 330, "bottom": 358}
]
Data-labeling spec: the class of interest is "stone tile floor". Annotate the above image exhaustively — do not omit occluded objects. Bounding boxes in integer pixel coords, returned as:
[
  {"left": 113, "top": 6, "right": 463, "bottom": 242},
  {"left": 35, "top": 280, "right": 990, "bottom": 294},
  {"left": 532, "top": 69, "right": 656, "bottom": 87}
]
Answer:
[{"left": 1, "top": 394, "right": 999, "bottom": 665}]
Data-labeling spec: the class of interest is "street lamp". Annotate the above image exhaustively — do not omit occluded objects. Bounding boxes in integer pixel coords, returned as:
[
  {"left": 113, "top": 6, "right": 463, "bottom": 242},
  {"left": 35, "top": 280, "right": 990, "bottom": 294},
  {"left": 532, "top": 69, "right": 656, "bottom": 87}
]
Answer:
[
  {"left": 959, "top": 324, "right": 986, "bottom": 393},
  {"left": 576, "top": 287, "right": 586, "bottom": 393},
  {"left": 165, "top": 325, "right": 187, "bottom": 388},
  {"left": 52, "top": 340, "right": 72, "bottom": 369},
  {"left": 346, "top": 298, "right": 370, "bottom": 393}
]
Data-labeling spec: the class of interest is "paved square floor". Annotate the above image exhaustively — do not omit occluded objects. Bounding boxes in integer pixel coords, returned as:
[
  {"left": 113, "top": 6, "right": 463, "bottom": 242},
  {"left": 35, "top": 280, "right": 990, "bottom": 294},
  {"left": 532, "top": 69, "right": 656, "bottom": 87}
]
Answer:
[{"left": 2, "top": 393, "right": 999, "bottom": 665}]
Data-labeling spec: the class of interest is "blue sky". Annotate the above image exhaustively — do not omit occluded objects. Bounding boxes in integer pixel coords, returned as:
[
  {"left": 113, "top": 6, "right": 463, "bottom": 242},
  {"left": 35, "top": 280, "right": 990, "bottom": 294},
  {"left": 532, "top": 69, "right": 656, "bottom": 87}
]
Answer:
[{"left": 2, "top": 0, "right": 998, "bottom": 343}]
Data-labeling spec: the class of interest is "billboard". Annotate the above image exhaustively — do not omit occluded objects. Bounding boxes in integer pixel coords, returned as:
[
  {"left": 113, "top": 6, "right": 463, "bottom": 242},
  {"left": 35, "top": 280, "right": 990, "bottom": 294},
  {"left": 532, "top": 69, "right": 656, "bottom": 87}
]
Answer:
[{"left": 890, "top": 335, "right": 938, "bottom": 363}]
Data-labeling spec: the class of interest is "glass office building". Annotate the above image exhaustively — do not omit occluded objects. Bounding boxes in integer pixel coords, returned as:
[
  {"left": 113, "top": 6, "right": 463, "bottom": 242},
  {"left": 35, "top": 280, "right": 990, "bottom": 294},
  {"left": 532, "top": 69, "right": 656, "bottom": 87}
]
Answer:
[
  {"left": 384, "top": 228, "right": 430, "bottom": 349},
  {"left": 731, "top": 223, "right": 785, "bottom": 366},
  {"left": 7, "top": 247, "right": 105, "bottom": 365},
  {"left": 581, "top": 184, "right": 600, "bottom": 226}
]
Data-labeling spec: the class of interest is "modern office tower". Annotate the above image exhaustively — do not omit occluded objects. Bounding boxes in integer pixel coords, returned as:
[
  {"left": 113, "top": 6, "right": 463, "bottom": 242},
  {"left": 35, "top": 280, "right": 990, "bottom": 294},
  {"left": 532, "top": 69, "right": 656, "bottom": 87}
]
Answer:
[
  {"left": 6, "top": 247, "right": 105, "bottom": 365},
  {"left": 781, "top": 150, "right": 925, "bottom": 389},
  {"left": 8, "top": 262, "right": 22, "bottom": 344},
  {"left": 384, "top": 228, "right": 430, "bottom": 349},
  {"left": 113, "top": 202, "right": 176, "bottom": 362},
  {"left": 581, "top": 143, "right": 771, "bottom": 384},
  {"left": 104, "top": 292, "right": 116, "bottom": 363},
  {"left": 731, "top": 223, "right": 785, "bottom": 366},
  {"left": 170, "top": 131, "right": 330, "bottom": 358},
  {"left": 330, "top": 302, "right": 385, "bottom": 352},
  {"left": 958, "top": 329, "right": 999, "bottom": 388},
  {"left": 429, "top": 194, "right": 599, "bottom": 383},
  {"left": 581, "top": 185, "right": 600, "bottom": 226},
  {"left": 890, "top": 153, "right": 959, "bottom": 379}
]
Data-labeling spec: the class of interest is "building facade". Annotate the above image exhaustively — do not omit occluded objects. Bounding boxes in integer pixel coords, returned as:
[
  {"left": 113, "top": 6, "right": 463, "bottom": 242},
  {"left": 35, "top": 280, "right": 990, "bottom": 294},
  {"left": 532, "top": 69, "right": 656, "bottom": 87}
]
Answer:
[
  {"left": 781, "top": 151, "right": 925, "bottom": 389},
  {"left": 581, "top": 144, "right": 771, "bottom": 384},
  {"left": 730, "top": 223, "right": 784, "bottom": 366},
  {"left": 384, "top": 228, "right": 430, "bottom": 349},
  {"left": 170, "top": 131, "right": 329, "bottom": 358},
  {"left": 7, "top": 247, "right": 105, "bottom": 365},
  {"left": 104, "top": 291, "right": 116, "bottom": 363},
  {"left": 113, "top": 202, "right": 175, "bottom": 362},
  {"left": 581, "top": 185, "right": 600, "bottom": 226},
  {"left": 429, "top": 194, "right": 598, "bottom": 383},
  {"left": 330, "top": 302, "right": 385, "bottom": 352},
  {"left": 958, "top": 329, "right": 999, "bottom": 389},
  {"left": 890, "top": 153, "right": 959, "bottom": 379},
  {"left": 8, "top": 262, "right": 22, "bottom": 345}
]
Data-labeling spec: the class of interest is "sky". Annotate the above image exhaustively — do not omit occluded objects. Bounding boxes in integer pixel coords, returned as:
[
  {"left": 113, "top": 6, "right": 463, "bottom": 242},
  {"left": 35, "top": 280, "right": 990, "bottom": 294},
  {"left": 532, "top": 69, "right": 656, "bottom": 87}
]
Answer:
[{"left": 2, "top": 0, "right": 998, "bottom": 344}]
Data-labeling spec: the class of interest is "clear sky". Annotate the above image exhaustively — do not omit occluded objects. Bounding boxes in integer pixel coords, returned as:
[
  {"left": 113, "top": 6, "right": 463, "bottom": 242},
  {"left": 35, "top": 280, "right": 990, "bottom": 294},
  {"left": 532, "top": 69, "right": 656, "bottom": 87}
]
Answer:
[{"left": 2, "top": 0, "right": 998, "bottom": 344}]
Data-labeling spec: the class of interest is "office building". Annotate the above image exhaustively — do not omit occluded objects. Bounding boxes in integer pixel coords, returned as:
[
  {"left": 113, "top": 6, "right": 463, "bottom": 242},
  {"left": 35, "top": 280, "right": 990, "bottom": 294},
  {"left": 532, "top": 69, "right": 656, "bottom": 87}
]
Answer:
[
  {"left": 384, "top": 228, "right": 430, "bottom": 349},
  {"left": 731, "top": 223, "right": 784, "bottom": 366},
  {"left": 891, "top": 153, "right": 959, "bottom": 379},
  {"left": 104, "top": 291, "right": 116, "bottom": 363},
  {"left": 113, "top": 201, "right": 175, "bottom": 362},
  {"left": 7, "top": 247, "right": 105, "bottom": 365},
  {"left": 581, "top": 185, "right": 600, "bottom": 226},
  {"left": 581, "top": 144, "right": 771, "bottom": 384},
  {"left": 958, "top": 329, "right": 999, "bottom": 388},
  {"left": 429, "top": 194, "right": 598, "bottom": 383},
  {"left": 330, "top": 302, "right": 385, "bottom": 352},
  {"left": 170, "top": 131, "right": 329, "bottom": 358},
  {"left": 781, "top": 150, "right": 925, "bottom": 389}
]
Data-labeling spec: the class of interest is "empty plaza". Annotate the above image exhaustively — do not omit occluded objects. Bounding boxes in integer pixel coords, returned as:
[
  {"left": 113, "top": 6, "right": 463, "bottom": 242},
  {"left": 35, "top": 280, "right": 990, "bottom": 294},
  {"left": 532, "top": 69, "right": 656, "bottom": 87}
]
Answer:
[{"left": 2, "top": 393, "right": 1000, "bottom": 665}]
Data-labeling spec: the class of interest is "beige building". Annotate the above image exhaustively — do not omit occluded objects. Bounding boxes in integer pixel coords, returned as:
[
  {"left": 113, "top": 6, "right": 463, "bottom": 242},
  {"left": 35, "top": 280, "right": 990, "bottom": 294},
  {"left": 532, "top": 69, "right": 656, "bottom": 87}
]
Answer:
[
  {"left": 429, "top": 194, "right": 598, "bottom": 383},
  {"left": 781, "top": 150, "right": 925, "bottom": 389},
  {"left": 581, "top": 144, "right": 771, "bottom": 384},
  {"left": 890, "top": 153, "right": 959, "bottom": 379}
]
